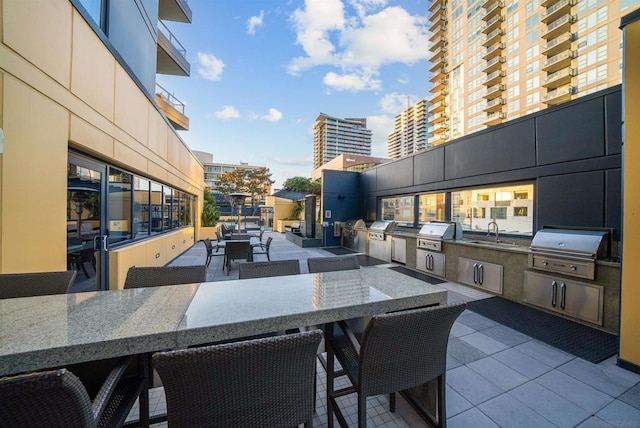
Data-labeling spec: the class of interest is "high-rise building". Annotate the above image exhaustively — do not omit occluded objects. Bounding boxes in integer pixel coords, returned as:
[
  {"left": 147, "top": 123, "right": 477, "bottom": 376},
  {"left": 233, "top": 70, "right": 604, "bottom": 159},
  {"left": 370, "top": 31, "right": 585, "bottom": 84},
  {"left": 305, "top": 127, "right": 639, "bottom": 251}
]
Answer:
[
  {"left": 427, "top": 0, "right": 640, "bottom": 144},
  {"left": 313, "top": 114, "right": 372, "bottom": 169},
  {"left": 388, "top": 99, "right": 430, "bottom": 160}
]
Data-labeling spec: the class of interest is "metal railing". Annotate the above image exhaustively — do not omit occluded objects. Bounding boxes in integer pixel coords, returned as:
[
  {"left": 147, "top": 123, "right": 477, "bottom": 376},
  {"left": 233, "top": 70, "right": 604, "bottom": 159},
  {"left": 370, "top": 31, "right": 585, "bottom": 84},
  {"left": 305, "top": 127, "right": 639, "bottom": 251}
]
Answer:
[
  {"left": 158, "top": 20, "right": 187, "bottom": 59},
  {"left": 155, "top": 83, "right": 186, "bottom": 115}
]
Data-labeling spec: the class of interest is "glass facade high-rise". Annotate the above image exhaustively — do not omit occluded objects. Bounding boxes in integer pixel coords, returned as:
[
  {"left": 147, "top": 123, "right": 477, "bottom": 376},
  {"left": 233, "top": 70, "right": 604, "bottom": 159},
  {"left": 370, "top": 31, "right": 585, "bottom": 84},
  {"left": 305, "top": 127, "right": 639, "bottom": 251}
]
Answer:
[
  {"left": 313, "top": 114, "right": 372, "bottom": 169},
  {"left": 428, "top": 0, "right": 640, "bottom": 143},
  {"left": 388, "top": 99, "right": 430, "bottom": 160}
]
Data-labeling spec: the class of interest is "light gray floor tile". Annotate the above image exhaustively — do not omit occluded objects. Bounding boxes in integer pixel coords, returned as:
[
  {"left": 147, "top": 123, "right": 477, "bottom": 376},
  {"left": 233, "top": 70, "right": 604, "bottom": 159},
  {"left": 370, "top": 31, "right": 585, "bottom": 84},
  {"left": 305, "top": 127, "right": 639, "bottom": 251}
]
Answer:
[
  {"left": 492, "top": 347, "right": 554, "bottom": 379},
  {"left": 447, "top": 353, "right": 464, "bottom": 370},
  {"left": 515, "top": 339, "right": 575, "bottom": 368},
  {"left": 447, "top": 337, "right": 488, "bottom": 365},
  {"left": 575, "top": 416, "right": 615, "bottom": 428},
  {"left": 447, "top": 408, "right": 500, "bottom": 428},
  {"left": 558, "top": 358, "right": 637, "bottom": 397},
  {"left": 478, "top": 393, "right": 557, "bottom": 428},
  {"left": 619, "top": 383, "right": 640, "bottom": 411},
  {"left": 536, "top": 370, "right": 614, "bottom": 414},
  {"left": 481, "top": 324, "right": 532, "bottom": 347},
  {"left": 459, "top": 331, "right": 510, "bottom": 355},
  {"left": 450, "top": 320, "right": 477, "bottom": 338},
  {"left": 510, "top": 381, "right": 592, "bottom": 428},
  {"left": 595, "top": 400, "right": 640, "bottom": 427},
  {"left": 456, "top": 310, "right": 499, "bottom": 331},
  {"left": 467, "top": 356, "right": 530, "bottom": 390},
  {"left": 446, "top": 385, "right": 474, "bottom": 418},
  {"left": 599, "top": 357, "right": 640, "bottom": 385},
  {"left": 447, "top": 365, "right": 504, "bottom": 405}
]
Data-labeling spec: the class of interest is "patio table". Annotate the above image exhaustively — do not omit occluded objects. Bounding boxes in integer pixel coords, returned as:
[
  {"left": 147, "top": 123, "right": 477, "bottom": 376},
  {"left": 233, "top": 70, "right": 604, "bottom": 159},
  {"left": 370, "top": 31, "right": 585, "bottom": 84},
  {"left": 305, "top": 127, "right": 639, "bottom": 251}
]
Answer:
[{"left": 0, "top": 267, "right": 447, "bottom": 425}]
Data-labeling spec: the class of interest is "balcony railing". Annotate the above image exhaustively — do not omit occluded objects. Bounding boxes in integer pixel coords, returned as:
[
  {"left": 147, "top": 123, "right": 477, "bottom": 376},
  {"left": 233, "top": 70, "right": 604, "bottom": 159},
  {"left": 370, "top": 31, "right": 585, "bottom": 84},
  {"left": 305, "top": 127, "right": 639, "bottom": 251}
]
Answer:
[
  {"left": 430, "top": 67, "right": 448, "bottom": 81},
  {"left": 428, "top": 122, "right": 448, "bottom": 134},
  {"left": 484, "top": 97, "right": 505, "bottom": 112},
  {"left": 485, "top": 111, "right": 506, "bottom": 125},
  {"left": 483, "top": 42, "right": 505, "bottom": 60},
  {"left": 543, "top": 67, "right": 575, "bottom": 87},
  {"left": 543, "top": 32, "right": 574, "bottom": 56},
  {"left": 430, "top": 112, "right": 449, "bottom": 124},
  {"left": 483, "top": 28, "right": 504, "bottom": 47},
  {"left": 430, "top": 36, "right": 448, "bottom": 50},
  {"left": 429, "top": 0, "right": 446, "bottom": 13},
  {"left": 431, "top": 78, "right": 449, "bottom": 91},
  {"left": 430, "top": 24, "right": 448, "bottom": 40},
  {"left": 542, "top": 50, "right": 575, "bottom": 73},
  {"left": 484, "top": 56, "right": 505, "bottom": 73},
  {"left": 430, "top": 89, "right": 449, "bottom": 103},
  {"left": 429, "top": 11, "right": 447, "bottom": 24},
  {"left": 158, "top": 20, "right": 187, "bottom": 59},
  {"left": 156, "top": 83, "right": 186, "bottom": 114},
  {"left": 543, "top": 85, "right": 575, "bottom": 104},
  {"left": 428, "top": 101, "right": 447, "bottom": 113},
  {"left": 484, "top": 69, "right": 506, "bottom": 85},
  {"left": 483, "top": 1, "right": 504, "bottom": 21},
  {"left": 543, "top": 14, "right": 575, "bottom": 40},
  {"left": 541, "top": 0, "right": 575, "bottom": 23},
  {"left": 485, "top": 83, "right": 505, "bottom": 98},
  {"left": 429, "top": 55, "right": 448, "bottom": 71},
  {"left": 483, "top": 15, "right": 505, "bottom": 33},
  {"left": 428, "top": 133, "right": 449, "bottom": 145}
]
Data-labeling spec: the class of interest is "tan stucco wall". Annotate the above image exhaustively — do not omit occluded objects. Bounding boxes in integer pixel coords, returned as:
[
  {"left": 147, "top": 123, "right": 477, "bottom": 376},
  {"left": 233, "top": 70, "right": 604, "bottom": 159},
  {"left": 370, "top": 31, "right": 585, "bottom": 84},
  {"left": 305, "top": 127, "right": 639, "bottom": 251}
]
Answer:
[
  {"left": 620, "top": 15, "right": 640, "bottom": 366},
  {"left": 0, "top": 0, "right": 205, "bottom": 288}
]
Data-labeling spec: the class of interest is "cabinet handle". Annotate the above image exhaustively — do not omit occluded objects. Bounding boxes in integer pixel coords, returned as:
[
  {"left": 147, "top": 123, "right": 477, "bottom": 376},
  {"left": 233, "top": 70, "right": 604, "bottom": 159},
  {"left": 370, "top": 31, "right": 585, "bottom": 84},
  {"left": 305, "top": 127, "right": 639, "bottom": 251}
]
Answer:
[
  {"left": 551, "top": 281, "right": 557, "bottom": 307},
  {"left": 428, "top": 254, "right": 434, "bottom": 271},
  {"left": 430, "top": 255, "right": 434, "bottom": 270},
  {"left": 479, "top": 264, "right": 484, "bottom": 285},
  {"left": 473, "top": 263, "right": 478, "bottom": 284},
  {"left": 560, "top": 283, "right": 566, "bottom": 310}
]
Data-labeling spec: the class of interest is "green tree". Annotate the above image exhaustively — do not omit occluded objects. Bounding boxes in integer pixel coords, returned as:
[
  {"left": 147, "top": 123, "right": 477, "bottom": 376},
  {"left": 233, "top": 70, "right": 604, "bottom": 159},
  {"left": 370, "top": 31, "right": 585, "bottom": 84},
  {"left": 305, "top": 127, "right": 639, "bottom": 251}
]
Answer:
[
  {"left": 282, "top": 176, "right": 321, "bottom": 195},
  {"left": 214, "top": 167, "right": 275, "bottom": 207},
  {"left": 201, "top": 191, "right": 220, "bottom": 227},
  {"left": 246, "top": 167, "right": 275, "bottom": 207}
]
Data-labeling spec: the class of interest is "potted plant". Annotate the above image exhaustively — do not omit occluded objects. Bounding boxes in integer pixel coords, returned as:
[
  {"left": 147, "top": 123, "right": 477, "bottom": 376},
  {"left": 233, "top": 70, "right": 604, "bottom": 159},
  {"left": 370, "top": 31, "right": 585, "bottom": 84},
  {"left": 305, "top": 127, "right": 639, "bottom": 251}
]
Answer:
[{"left": 201, "top": 191, "right": 220, "bottom": 239}]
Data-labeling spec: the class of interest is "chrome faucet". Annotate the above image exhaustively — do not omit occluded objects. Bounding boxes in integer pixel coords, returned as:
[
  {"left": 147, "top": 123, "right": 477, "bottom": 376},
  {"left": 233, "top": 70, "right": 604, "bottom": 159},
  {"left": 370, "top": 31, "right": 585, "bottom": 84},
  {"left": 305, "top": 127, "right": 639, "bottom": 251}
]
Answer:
[{"left": 487, "top": 221, "right": 500, "bottom": 243}]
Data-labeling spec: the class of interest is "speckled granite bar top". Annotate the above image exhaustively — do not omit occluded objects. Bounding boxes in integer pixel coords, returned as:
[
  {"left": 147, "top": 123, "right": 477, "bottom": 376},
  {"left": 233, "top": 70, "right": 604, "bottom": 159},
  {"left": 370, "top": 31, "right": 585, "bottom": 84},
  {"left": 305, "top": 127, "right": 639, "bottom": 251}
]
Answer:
[{"left": 0, "top": 267, "right": 447, "bottom": 376}]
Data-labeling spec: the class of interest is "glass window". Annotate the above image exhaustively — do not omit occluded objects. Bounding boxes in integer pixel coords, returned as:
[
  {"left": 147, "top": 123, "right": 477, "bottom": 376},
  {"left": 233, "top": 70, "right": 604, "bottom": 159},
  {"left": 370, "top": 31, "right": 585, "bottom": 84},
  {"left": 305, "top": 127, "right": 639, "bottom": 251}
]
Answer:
[
  {"left": 133, "top": 178, "right": 150, "bottom": 238},
  {"left": 451, "top": 184, "right": 534, "bottom": 235},
  {"left": 418, "top": 193, "right": 446, "bottom": 224},
  {"left": 108, "top": 168, "right": 132, "bottom": 244},
  {"left": 164, "top": 187, "right": 173, "bottom": 230},
  {"left": 381, "top": 196, "right": 414, "bottom": 226},
  {"left": 77, "top": 0, "right": 105, "bottom": 30},
  {"left": 150, "top": 182, "right": 163, "bottom": 234}
]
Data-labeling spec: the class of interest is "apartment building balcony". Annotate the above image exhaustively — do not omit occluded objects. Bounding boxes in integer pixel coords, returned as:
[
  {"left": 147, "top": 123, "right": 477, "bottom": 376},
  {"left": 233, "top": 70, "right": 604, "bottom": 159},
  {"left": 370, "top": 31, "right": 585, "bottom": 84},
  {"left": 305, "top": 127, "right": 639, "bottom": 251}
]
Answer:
[
  {"left": 157, "top": 20, "right": 190, "bottom": 76},
  {"left": 430, "top": 89, "right": 449, "bottom": 103},
  {"left": 484, "top": 111, "right": 506, "bottom": 126},
  {"left": 484, "top": 97, "right": 505, "bottom": 112},
  {"left": 428, "top": 101, "right": 447, "bottom": 114},
  {"left": 430, "top": 67, "right": 448, "bottom": 82},
  {"left": 541, "top": 0, "right": 562, "bottom": 7},
  {"left": 484, "top": 56, "right": 505, "bottom": 73},
  {"left": 429, "top": 45, "right": 448, "bottom": 63},
  {"left": 483, "top": 1, "right": 504, "bottom": 21},
  {"left": 483, "top": 42, "right": 505, "bottom": 60},
  {"left": 541, "top": 0, "right": 575, "bottom": 23},
  {"left": 429, "top": 11, "right": 447, "bottom": 25},
  {"left": 429, "top": 0, "right": 446, "bottom": 13},
  {"left": 482, "top": 15, "right": 505, "bottom": 34},
  {"left": 542, "top": 67, "right": 575, "bottom": 88},
  {"left": 430, "top": 24, "right": 448, "bottom": 40},
  {"left": 158, "top": 0, "right": 192, "bottom": 23},
  {"left": 484, "top": 83, "right": 505, "bottom": 99},
  {"left": 155, "top": 83, "right": 189, "bottom": 131},
  {"left": 430, "top": 112, "right": 449, "bottom": 124},
  {"left": 484, "top": 69, "right": 506, "bottom": 86},
  {"left": 431, "top": 35, "right": 448, "bottom": 50},
  {"left": 429, "top": 55, "right": 448, "bottom": 72},
  {"left": 543, "top": 85, "right": 575, "bottom": 104},
  {"left": 542, "top": 32, "right": 574, "bottom": 56},
  {"left": 428, "top": 121, "right": 449, "bottom": 134},
  {"left": 483, "top": 28, "right": 504, "bottom": 47},
  {"left": 543, "top": 15, "right": 575, "bottom": 40},
  {"left": 483, "top": 0, "right": 499, "bottom": 9},
  {"left": 542, "top": 49, "right": 575, "bottom": 73},
  {"left": 431, "top": 77, "right": 449, "bottom": 92},
  {"left": 428, "top": 133, "right": 449, "bottom": 145}
]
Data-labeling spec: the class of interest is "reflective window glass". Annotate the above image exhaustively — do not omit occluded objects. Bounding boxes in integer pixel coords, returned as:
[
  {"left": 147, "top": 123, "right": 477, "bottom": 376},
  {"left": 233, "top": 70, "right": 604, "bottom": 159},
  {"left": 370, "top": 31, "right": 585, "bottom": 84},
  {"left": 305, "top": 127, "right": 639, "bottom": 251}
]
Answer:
[
  {"left": 381, "top": 196, "right": 414, "bottom": 226},
  {"left": 134, "top": 178, "right": 150, "bottom": 238},
  {"left": 108, "top": 168, "right": 131, "bottom": 244},
  {"left": 418, "top": 193, "right": 446, "bottom": 224}
]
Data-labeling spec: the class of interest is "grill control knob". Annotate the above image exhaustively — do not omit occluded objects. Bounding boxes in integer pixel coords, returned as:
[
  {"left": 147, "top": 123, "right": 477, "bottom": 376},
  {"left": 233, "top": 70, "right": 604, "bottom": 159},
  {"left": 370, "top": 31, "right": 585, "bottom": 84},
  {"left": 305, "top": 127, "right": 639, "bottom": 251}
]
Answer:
[
  {"left": 570, "top": 265, "right": 577, "bottom": 271},
  {"left": 542, "top": 261, "right": 548, "bottom": 266}
]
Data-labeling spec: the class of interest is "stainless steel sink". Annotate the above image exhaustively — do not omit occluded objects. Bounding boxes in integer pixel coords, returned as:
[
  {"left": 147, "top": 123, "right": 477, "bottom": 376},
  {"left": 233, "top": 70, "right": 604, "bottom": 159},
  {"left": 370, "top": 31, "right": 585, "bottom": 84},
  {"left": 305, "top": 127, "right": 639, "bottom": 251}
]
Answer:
[{"left": 464, "top": 240, "right": 520, "bottom": 248}]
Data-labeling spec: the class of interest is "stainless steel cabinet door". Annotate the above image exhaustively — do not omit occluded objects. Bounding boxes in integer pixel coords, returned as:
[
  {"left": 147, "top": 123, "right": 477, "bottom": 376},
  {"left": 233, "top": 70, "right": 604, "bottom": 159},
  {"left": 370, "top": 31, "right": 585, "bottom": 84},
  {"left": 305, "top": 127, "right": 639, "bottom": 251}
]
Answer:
[
  {"left": 392, "top": 237, "right": 407, "bottom": 263},
  {"left": 458, "top": 257, "right": 503, "bottom": 294},
  {"left": 416, "top": 249, "right": 445, "bottom": 277}
]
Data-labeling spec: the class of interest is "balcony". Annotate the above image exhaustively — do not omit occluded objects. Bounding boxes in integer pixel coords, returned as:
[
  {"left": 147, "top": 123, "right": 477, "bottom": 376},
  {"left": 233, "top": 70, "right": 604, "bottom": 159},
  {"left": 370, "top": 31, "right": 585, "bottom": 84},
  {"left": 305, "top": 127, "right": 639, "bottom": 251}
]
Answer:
[
  {"left": 482, "top": 15, "right": 505, "bottom": 34},
  {"left": 431, "top": 36, "right": 448, "bottom": 50},
  {"left": 157, "top": 20, "right": 190, "bottom": 76},
  {"left": 155, "top": 83, "right": 189, "bottom": 131},
  {"left": 542, "top": 32, "right": 574, "bottom": 56},
  {"left": 543, "top": 85, "right": 575, "bottom": 104},
  {"left": 430, "top": 112, "right": 449, "bottom": 124},
  {"left": 431, "top": 77, "right": 449, "bottom": 92},
  {"left": 484, "top": 56, "right": 505, "bottom": 73},
  {"left": 483, "top": 1, "right": 504, "bottom": 21},
  {"left": 428, "top": 133, "right": 449, "bottom": 145},
  {"left": 428, "top": 101, "right": 447, "bottom": 113},
  {"left": 543, "top": 15, "right": 575, "bottom": 40},
  {"left": 483, "top": 0, "right": 498, "bottom": 8},
  {"left": 485, "top": 111, "right": 506, "bottom": 126},
  {"left": 428, "top": 121, "right": 449, "bottom": 134},
  {"left": 484, "top": 69, "right": 506, "bottom": 86},
  {"left": 430, "top": 89, "right": 449, "bottom": 103},
  {"left": 541, "top": 0, "right": 561, "bottom": 7},
  {"left": 542, "top": 67, "right": 575, "bottom": 88},
  {"left": 429, "top": 11, "right": 447, "bottom": 25},
  {"left": 159, "top": 0, "right": 192, "bottom": 23},
  {"left": 484, "top": 97, "right": 505, "bottom": 112},
  {"left": 429, "top": 0, "right": 446, "bottom": 13},
  {"left": 430, "top": 24, "right": 448, "bottom": 40},
  {"left": 429, "top": 45, "right": 448, "bottom": 63},
  {"left": 429, "top": 55, "right": 448, "bottom": 72},
  {"left": 542, "top": 50, "right": 575, "bottom": 73},
  {"left": 483, "top": 28, "right": 504, "bottom": 47},
  {"left": 483, "top": 42, "right": 505, "bottom": 60},
  {"left": 485, "top": 83, "right": 505, "bottom": 99},
  {"left": 541, "top": 0, "right": 575, "bottom": 23},
  {"left": 430, "top": 67, "right": 448, "bottom": 82}
]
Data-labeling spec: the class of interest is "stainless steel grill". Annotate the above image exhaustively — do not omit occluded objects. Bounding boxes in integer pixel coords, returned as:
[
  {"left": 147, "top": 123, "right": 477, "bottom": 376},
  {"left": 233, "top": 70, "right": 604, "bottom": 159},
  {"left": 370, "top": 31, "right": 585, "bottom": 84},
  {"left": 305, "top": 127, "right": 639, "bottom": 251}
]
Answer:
[
  {"left": 367, "top": 220, "right": 397, "bottom": 263},
  {"left": 341, "top": 219, "right": 366, "bottom": 251},
  {"left": 417, "top": 221, "right": 462, "bottom": 252},
  {"left": 528, "top": 227, "right": 610, "bottom": 280},
  {"left": 368, "top": 220, "right": 397, "bottom": 241}
]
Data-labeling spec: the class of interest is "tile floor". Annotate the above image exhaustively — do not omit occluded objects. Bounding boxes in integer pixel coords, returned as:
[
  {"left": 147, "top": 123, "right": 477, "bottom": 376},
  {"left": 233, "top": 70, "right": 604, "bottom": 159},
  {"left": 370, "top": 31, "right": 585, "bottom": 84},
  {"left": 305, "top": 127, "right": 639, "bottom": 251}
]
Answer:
[{"left": 128, "top": 231, "right": 640, "bottom": 427}]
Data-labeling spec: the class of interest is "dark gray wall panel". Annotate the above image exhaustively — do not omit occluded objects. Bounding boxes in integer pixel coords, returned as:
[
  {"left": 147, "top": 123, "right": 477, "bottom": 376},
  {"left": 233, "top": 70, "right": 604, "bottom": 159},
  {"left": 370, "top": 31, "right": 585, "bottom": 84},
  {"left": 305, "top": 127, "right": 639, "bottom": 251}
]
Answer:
[
  {"left": 444, "top": 119, "right": 536, "bottom": 180},
  {"left": 361, "top": 169, "right": 377, "bottom": 194},
  {"left": 606, "top": 169, "right": 622, "bottom": 240},
  {"left": 536, "top": 98, "right": 604, "bottom": 165},
  {"left": 364, "top": 197, "right": 377, "bottom": 222},
  {"left": 605, "top": 89, "right": 622, "bottom": 155},
  {"left": 414, "top": 147, "right": 445, "bottom": 184},
  {"left": 322, "top": 171, "right": 362, "bottom": 246},
  {"left": 376, "top": 157, "right": 414, "bottom": 191},
  {"left": 537, "top": 171, "right": 604, "bottom": 229}
]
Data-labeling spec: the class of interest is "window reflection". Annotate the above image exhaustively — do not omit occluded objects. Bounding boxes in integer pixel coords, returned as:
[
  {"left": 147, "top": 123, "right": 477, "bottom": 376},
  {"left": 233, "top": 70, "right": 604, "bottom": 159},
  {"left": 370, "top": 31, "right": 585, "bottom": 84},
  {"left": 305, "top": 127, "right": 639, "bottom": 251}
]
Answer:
[
  {"left": 134, "top": 178, "right": 150, "bottom": 238},
  {"left": 150, "top": 182, "right": 163, "bottom": 235},
  {"left": 381, "top": 196, "right": 414, "bottom": 226},
  {"left": 418, "top": 193, "right": 446, "bottom": 224},
  {"left": 108, "top": 168, "right": 131, "bottom": 244}
]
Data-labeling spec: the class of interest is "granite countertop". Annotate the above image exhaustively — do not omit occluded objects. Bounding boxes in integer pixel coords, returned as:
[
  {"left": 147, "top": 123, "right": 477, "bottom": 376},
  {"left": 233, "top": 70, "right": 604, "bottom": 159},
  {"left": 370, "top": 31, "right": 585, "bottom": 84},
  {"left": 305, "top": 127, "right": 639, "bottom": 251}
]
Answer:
[{"left": 0, "top": 267, "right": 447, "bottom": 376}]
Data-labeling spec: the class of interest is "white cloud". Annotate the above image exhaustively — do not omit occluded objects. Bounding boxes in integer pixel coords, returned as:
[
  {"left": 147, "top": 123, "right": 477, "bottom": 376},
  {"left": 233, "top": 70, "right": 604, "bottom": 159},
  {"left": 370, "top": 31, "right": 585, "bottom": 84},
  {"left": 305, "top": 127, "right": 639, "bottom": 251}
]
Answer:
[
  {"left": 247, "top": 10, "right": 265, "bottom": 35},
  {"left": 213, "top": 105, "right": 240, "bottom": 119},
  {"left": 287, "top": 1, "right": 429, "bottom": 92},
  {"left": 379, "top": 92, "right": 417, "bottom": 115},
  {"left": 261, "top": 108, "right": 283, "bottom": 122},
  {"left": 197, "top": 52, "right": 225, "bottom": 81},
  {"left": 367, "top": 114, "right": 395, "bottom": 157},
  {"left": 397, "top": 73, "right": 410, "bottom": 84},
  {"left": 323, "top": 71, "right": 382, "bottom": 91}
]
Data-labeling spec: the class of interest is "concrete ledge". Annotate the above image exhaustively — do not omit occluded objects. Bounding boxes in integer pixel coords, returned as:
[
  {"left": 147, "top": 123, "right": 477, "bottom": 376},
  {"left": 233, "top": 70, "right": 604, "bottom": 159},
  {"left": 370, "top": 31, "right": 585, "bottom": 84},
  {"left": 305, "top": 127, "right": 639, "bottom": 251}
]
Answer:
[{"left": 285, "top": 231, "right": 322, "bottom": 248}]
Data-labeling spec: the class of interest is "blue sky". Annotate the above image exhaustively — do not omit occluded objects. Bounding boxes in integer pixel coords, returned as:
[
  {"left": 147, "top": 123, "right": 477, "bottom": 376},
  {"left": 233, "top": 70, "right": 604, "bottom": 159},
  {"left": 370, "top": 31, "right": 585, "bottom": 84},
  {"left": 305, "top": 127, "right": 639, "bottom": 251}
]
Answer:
[{"left": 157, "top": 0, "right": 431, "bottom": 189}]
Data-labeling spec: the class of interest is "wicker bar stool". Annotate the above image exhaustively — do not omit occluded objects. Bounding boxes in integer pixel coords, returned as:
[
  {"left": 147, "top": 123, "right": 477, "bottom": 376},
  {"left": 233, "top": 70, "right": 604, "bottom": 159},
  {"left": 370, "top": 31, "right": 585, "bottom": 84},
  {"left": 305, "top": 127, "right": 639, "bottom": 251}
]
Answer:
[
  {"left": 0, "top": 271, "right": 77, "bottom": 299},
  {"left": 238, "top": 259, "right": 300, "bottom": 279},
  {"left": 123, "top": 265, "right": 207, "bottom": 289},
  {"left": 307, "top": 255, "right": 360, "bottom": 273}
]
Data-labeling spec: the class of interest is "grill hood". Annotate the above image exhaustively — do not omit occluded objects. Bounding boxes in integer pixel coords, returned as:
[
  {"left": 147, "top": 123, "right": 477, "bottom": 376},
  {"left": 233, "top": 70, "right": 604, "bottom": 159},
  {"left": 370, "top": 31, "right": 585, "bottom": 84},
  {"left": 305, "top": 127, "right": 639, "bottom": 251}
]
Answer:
[
  {"left": 418, "top": 221, "right": 462, "bottom": 240},
  {"left": 529, "top": 228, "right": 609, "bottom": 260},
  {"left": 369, "top": 220, "right": 397, "bottom": 233}
]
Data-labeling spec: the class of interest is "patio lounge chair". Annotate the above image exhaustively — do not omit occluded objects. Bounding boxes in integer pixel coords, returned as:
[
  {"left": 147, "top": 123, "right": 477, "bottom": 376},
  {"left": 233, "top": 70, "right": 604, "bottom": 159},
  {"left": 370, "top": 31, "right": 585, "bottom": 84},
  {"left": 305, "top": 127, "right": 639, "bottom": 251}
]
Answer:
[
  {"left": 307, "top": 255, "right": 360, "bottom": 273},
  {"left": 0, "top": 270, "right": 77, "bottom": 299},
  {"left": 124, "top": 265, "right": 207, "bottom": 289},
  {"left": 238, "top": 259, "right": 300, "bottom": 280}
]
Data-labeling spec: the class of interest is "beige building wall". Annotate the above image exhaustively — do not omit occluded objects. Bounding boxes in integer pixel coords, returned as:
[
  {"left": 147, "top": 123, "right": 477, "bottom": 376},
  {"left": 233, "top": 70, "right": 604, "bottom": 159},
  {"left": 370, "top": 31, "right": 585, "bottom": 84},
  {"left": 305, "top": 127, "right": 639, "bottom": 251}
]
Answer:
[
  {"left": 311, "top": 154, "right": 387, "bottom": 180},
  {"left": 428, "top": 0, "right": 640, "bottom": 143},
  {"left": 0, "top": 0, "right": 205, "bottom": 288}
]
